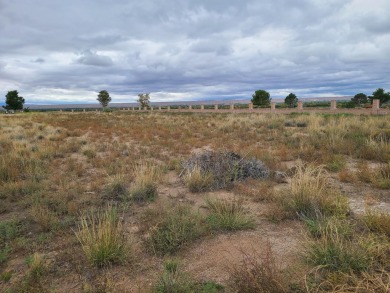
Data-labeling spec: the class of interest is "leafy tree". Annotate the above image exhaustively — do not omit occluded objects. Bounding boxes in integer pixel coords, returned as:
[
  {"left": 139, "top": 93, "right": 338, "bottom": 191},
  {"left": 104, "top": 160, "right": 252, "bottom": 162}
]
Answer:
[
  {"left": 351, "top": 93, "right": 368, "bottom": 106},
  {"left": 251, "top": 90, "right": 271, "bottom": 107},
  {"left": 97, "top": 90, "right": 111, "bottom": 108},
  {"left": 3, "top": 90, "right": 25, "bottom": 111},
  {"left": 284, "top": 93, "right": 298, "bottom": 108},
  {"left": 370, "top": 88, "right": 390, "bottom": 105},
  {"left": 138, "top": 93, "right": 150, "bottom": 108}
]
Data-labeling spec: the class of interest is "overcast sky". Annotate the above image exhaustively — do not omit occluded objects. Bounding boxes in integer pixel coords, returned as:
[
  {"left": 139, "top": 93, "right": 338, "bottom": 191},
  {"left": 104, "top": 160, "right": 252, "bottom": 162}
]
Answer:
[{"left": 1, "top": 0, "right": 390, "bottom": 104}]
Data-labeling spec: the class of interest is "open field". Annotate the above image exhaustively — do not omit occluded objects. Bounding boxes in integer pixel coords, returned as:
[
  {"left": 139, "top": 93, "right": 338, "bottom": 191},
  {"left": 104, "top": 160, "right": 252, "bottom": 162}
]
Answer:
[{"left": 1, "top": 111, "right": 389, "bottom": 292}]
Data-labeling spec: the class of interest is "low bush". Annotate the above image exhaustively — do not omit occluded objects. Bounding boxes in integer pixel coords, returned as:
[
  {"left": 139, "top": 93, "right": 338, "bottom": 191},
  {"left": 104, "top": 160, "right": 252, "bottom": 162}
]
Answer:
[{"left": 181, "top": 151, "right": 269, "bottom": 190}]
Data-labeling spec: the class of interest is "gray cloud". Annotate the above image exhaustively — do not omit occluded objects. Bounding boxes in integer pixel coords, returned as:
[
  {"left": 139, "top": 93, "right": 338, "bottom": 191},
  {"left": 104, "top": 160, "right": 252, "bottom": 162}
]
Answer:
[
  {"left": 0, "top": 0, "right": 389, "bottom": 103},
  {"left": 76, "top": 50, "right": 114, "bottom": 67}
]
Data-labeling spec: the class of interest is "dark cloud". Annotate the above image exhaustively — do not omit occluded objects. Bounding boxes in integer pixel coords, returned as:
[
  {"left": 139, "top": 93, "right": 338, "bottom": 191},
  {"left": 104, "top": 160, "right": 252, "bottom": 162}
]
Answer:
[
  {"left": 76, "top": 50, "right": 114, "bottom": 67},
  {"left": 33, "top": 58, "right": 45, "bottom": 63},
  {"left": 0, "top": 0, "right": 389, "bottom": 103}
]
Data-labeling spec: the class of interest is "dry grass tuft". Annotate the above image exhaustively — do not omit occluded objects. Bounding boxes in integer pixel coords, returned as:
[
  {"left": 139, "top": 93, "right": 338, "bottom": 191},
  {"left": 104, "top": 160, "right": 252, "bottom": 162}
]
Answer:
[{"left": 74, "top": 205, "right": 129, "bottom": 267}]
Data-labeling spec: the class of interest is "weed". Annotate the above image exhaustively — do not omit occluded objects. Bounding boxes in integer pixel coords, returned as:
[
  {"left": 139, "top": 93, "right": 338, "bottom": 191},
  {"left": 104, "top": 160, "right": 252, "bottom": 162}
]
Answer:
[
  {"left": 205, "top": 198, "right": 255, "bottom": 231},
  {"left": 229, "top": 242, "right": 287, "bottom": 293},
  {"left": 74, "top": 205, "right": 129, "bottom": 267}
]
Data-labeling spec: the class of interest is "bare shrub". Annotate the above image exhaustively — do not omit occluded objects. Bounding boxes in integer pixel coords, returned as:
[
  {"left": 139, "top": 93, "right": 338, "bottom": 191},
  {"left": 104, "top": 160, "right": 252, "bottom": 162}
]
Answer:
[{"left": 181, "top": 151, "right": 269, "bottom": 190}]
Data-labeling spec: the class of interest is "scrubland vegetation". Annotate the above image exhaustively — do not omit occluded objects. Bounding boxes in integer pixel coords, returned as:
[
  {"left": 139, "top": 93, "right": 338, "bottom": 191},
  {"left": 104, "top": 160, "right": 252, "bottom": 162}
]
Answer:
[{"left": 0, "top": 111, "right": 389, "bottom": 292}]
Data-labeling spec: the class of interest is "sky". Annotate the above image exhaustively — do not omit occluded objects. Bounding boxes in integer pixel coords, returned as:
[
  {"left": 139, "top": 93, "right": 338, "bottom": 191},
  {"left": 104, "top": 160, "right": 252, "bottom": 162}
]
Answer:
[{"left": 1, "top": 0, "right": 390, "bottom": 104}]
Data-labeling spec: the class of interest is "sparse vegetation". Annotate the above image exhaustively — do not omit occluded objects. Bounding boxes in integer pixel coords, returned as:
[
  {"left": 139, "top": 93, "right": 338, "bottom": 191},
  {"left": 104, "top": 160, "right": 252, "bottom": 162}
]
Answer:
[{"left": 1, "top": 111, "right": 389, "bottom": 292}]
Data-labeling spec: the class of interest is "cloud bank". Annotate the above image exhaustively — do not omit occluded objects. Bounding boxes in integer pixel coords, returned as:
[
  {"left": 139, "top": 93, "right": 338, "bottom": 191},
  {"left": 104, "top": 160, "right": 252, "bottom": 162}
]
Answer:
[{"left": 0, "top": 0, "right": 389, "bottom": 103}]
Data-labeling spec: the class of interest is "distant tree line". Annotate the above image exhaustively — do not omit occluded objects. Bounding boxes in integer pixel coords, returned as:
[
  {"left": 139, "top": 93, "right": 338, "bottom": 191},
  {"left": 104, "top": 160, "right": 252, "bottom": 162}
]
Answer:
[
  {"left": 2, "top": 88, "right": 390, "bottom": 112},
  {"left": 251, "top": 88, "right": 390, "bottom": 108}
]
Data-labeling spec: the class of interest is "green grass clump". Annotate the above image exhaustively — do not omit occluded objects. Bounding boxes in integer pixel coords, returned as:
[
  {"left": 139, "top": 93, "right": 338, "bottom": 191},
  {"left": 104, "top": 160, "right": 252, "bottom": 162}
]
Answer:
[
  {"left": 148, "top": 206, "right": 202, "bottom": 255},
  {"left": 305, "top": 219, "right": 370, "bottom": 273},
  {"left": 205, "top": 198, "right": 255, "bottom": 231},
  {"left": 74, "top": 206, "right": 128, "bottom": 267}
]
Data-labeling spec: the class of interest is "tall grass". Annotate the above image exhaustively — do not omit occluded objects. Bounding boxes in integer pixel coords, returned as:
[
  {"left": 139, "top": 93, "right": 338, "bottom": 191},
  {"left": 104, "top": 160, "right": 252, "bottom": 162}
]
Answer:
[
  {"left": 74, "top": 205, "right": 128, "bottom": 267},
  {"left": 131, "top": 161, "right": 162, "bottom": 201},
  {"left": 287, "top": 164, "right": 349, "bottom": 220}
]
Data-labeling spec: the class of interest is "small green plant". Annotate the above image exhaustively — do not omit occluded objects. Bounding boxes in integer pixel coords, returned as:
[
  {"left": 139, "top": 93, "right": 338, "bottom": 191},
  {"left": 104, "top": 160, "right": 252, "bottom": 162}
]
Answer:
[
  {"left": 0, "top": 245, "right": 11, "bottom": 264},
  {"left": 148, "top": 206, "right": 202, "bottom": 255},
  {"left": 153, "top": 260, "right": 194, "bottom": 293},
  {"left": 154, "top": 260, "right": 223, "bottom": 293},
  {"left": 0, "top": 219, "right": 20, "bottom": 243},
  {"left": 26, "top": 253, "right": 45, "bottom": 278},
  {"left": 74, "top": 205, "right": 128, "bottom": 267},
  {"left": 205, "top": 198, "right": 255, "bottom": 231}
]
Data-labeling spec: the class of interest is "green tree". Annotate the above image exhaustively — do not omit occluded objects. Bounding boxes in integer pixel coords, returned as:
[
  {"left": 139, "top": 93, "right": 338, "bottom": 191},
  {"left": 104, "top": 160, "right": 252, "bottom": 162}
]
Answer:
[
  {"left": 97, "top": 90, "right": 111, "bottom": 108},
  {"left": 351, "top": 93, "right": 368, "bottom": 106},
  {"left": 284, "top": 93, "right": 298, "bottom": 108},
  {"left": 251, "top": 90, "right": 271, "bottom": 107},
  {"left": 3, "top": 90, "right": 25, "bottom": 111},
  {"left": 138, "top": 93, "right": 150, "bottom": 108},
  {"left": 371, "top": 88, "right": 390, "bottom": 105}
]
